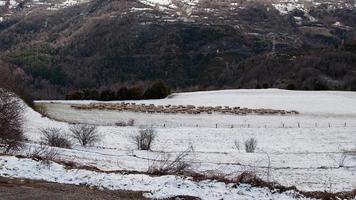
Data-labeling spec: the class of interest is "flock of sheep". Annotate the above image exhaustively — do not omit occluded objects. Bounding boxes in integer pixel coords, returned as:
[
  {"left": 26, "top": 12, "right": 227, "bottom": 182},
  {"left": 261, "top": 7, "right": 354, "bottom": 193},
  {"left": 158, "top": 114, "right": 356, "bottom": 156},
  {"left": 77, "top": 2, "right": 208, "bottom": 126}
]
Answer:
[{"left": 71, "top": 102, "right": 299, "bottom": 115}]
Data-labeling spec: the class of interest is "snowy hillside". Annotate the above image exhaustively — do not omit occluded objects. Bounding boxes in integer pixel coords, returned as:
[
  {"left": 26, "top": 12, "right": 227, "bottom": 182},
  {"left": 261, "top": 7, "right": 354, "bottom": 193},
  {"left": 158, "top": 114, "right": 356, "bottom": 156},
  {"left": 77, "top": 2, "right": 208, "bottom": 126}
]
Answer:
[
  {"left": 1, "top": 0, "right": 355, "bottom": 18},
  {"left": 19, "top": 89, "right": 356, "bottom": 194},
  {"left": 1, "top": 89, "right": 356, "bottom": 199},
  {"left": 137, "top": 0, "right": 356, "bottom": 16},
  {"left": 0, "top": 0, "right": 89, "bottom": 10}
]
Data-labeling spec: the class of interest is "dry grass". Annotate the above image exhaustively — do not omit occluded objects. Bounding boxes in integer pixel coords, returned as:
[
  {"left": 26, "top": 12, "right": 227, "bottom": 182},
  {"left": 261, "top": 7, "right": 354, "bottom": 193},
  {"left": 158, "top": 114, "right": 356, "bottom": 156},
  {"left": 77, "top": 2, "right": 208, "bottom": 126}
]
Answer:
[{"left": 148, "top": 146, "right": 193, "bottom": 175}]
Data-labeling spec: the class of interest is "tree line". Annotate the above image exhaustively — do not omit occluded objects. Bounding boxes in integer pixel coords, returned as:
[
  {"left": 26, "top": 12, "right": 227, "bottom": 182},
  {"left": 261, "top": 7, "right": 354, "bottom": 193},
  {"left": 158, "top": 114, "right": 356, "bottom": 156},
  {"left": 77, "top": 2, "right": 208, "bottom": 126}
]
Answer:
[{"left": 65, "top": 80, "right": 171, "bottom": 101}]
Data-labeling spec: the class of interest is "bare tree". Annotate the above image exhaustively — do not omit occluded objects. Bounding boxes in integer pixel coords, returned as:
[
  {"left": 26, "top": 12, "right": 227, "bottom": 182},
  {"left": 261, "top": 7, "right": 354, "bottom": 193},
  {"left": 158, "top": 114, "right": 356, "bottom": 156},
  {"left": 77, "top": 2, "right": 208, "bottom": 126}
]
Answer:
[
  {"left": 41, "top": 128, "right": 72, "bottom": 149},
  {"left": 0, "top": 89, "right": 25, "bottom": 153},
  {"left": 245, "top": 138, "right": 258, "bottom": 153},
  {"left": 132, "top": 128, "right": 156, "bottom": 150},
  {"left": 69, "top": 124, "right": 100, "bottom": 147}
]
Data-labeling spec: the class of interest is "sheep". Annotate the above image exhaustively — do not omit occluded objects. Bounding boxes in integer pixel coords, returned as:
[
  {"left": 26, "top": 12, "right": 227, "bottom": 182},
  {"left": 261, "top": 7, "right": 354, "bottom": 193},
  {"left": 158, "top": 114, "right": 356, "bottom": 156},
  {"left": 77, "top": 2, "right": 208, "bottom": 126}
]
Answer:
[{"left": 70, "top": 102, "right": 298, "bottom": 117}]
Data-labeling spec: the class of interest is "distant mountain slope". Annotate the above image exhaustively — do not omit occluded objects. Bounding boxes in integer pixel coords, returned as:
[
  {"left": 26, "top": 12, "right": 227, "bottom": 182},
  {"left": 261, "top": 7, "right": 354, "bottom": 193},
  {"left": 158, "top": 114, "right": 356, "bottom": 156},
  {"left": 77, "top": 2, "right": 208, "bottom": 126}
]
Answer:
[{"left": 0, "top": 0, "right": 356, "bottom": 99}]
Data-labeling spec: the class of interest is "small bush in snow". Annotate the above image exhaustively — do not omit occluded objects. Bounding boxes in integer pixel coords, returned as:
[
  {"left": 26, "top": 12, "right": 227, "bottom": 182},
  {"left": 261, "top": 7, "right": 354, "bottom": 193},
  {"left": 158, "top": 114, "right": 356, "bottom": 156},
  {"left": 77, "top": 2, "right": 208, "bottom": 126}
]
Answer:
[
  {"left": 41, "top": 128, "right": 71, "bottom": 149},
  {"left": 69, "top": 124, "right": 100, "bottom": 147},
  {"left": 115, "top": 119, "right": 135, "bottom": 127},
  {"left": 127, "top": 119, "right": 135, "bottom": 126},
  {"left": 245, "top": 138, "right": 257, "bottom": 153},
  {"left": 40, "top": 147, "right": 59, "bottom": 167},
  {"left": 27, "top": 144, "right": 59, "bottom": 167},
  {"left": 148, "top": 145, "right": 193, "bottom": 175},
  {"left": 330, "top": 148, "right": 356, "bottom": 168},
  {"left": 26, "top": 144, "right": 47, "bottom": 159},
  {"left": 132, "top": 128, "right": 155, "bottom": 150}
]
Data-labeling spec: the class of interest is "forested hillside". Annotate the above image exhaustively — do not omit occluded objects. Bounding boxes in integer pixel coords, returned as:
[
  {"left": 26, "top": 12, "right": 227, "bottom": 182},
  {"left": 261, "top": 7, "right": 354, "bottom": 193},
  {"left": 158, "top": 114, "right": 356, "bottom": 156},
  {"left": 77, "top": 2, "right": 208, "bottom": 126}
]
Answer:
[{"left": 0, "top": 0, "right": 356, "bottom": 99}]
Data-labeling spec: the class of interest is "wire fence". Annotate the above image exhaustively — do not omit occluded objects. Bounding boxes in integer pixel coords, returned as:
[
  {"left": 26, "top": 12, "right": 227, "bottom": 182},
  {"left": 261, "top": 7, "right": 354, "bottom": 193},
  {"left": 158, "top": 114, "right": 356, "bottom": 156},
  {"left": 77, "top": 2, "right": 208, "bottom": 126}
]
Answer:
[{"left": 147, "top": 121, "right": 356, "bottom": 129}]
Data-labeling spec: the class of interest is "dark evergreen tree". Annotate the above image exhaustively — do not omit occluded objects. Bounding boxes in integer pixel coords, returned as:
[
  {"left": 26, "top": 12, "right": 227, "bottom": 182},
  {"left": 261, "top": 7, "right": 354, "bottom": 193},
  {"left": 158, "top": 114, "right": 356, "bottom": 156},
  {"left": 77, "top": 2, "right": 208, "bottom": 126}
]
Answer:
[
  {"left": 127, "top": 86, "right": 144, "bottom": 100},
  {"left": 144, "top": 80, "right": 170, "bottom": 99},
  {"left": 100, "top": 89, "right": 116, "bottom": 101},
  {"left": 89, "top": 89, "right": 100, "bottom": 100},
  {"left": 65, "top": 91, "right": 83, "bottom": 100},
  {"left": 82, "top": 89, "right": 91, "bottom": 100},
  {"left": 117, "top": 87, "right": 129, "bottom": 100},
  {"left": 286, "top": 83, "right": 297, "bottom": 90},
  {"left": 262, "top": 83, "right": 269, "bottom": 89}
]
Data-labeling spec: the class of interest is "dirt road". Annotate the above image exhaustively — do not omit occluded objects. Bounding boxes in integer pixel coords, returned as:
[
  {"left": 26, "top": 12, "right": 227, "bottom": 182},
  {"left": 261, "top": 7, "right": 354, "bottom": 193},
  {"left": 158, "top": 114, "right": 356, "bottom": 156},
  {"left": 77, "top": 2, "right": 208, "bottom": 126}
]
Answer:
[
  {"left": 0, "top": 176, "right": 200, "bottom": 200},
  {"left": 0, "top": 176, "right": 147, "bottom": 200}
]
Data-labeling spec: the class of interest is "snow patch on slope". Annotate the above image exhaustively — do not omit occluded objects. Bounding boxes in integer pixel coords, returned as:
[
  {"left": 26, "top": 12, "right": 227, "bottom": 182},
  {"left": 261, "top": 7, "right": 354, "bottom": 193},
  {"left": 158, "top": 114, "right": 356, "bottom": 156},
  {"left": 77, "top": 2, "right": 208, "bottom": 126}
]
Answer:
[
  {"left": 272, "top": 2, "right": 306, "bottom": 14},
  {"left": 6, "top": 89, "right": 356, "bottom": 192}
]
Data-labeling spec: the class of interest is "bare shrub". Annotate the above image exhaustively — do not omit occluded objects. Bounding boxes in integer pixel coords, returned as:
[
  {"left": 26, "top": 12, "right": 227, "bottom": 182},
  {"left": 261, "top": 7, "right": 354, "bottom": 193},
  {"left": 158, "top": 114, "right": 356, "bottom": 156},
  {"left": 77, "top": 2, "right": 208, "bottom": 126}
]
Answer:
[
  {"left": 234, "top": 140, "right": 240, "bottom": 151},
  {"left": 41, "top": 128, "right": 71, "bottom": 149},
  {"left": 127, "top": 119, "right": 135, "bottom": 126},
  {"left": 148, "top": 145, "right": 194, "bottom": 175},
  {"left": 69, "top": 124, "right": 100, "bottom": 147},
  {"left": 40, "top": 148, "right": 59, "bottom": 167},
  {"left": 329, "top": 150, "right": 353, "bottom": 168},
  {"left": 115, "top": 122, "right": 126, "bottom": 126},
  {"left": 245, "top": 138, "right": 258, "bottom": 153},
  {"left": 131, "top": 128, "right": 155, "bottom": 150},
  {"left": 26, "top": 144, "right": 48, "bottom": 159},
  {"left": 0, "top": 89, "right": 25, "bottom": 153},
  {"left": 26, "top": 144, "right": 59, "bottom": 166},
  {"left": 336, "top": 153, "right": 347, "bottom": 168},
  {"left": 115, "top": 119, "right": 135, "bottom": 127},
  {"left": 329, "top": 146, "right": 356, "bottom": 168}
]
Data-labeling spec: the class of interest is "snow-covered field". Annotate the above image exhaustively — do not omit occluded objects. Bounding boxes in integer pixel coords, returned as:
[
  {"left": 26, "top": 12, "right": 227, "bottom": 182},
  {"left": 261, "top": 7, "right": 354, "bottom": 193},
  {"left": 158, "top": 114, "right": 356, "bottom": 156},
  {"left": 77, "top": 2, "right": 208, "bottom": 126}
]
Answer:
[
  {"left": 2, "top": 89, "right": 356, "bottom": 199},
  {"left": 40, "top": 89, "right": 356, "bottom": 128},
  {"left": 0, "top": 156, "right": 309, "bottom": 200}
]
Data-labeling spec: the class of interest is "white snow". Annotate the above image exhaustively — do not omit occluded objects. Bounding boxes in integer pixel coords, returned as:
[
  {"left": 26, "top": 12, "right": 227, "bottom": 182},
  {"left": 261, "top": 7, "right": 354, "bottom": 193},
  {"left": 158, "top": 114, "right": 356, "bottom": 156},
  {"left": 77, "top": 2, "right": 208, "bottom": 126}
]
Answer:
[
  {"left": 0, "top": 156, "right": 310, "bottom": 200},
  {"left": 2, "top": 89, "right": 356, "bottom": 198},
  {"left": 8, "top": 0, "right": 18, "bottom": 8},
  {"left": 29, "top": 89, "right": 356, "bottom": 192}
]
